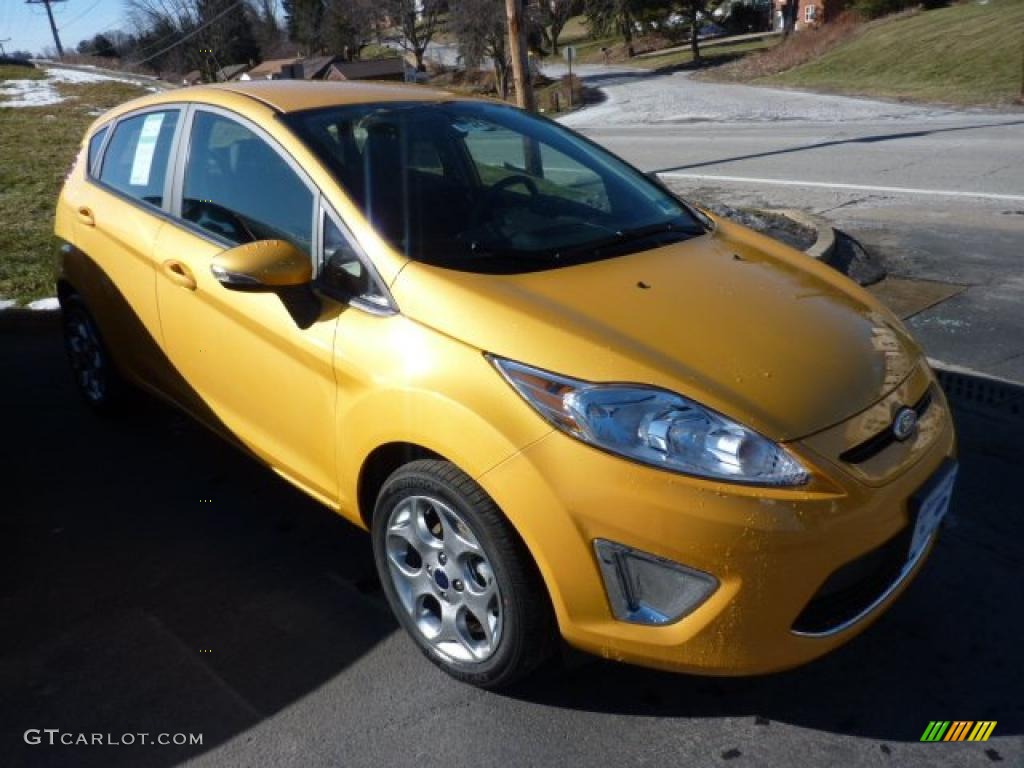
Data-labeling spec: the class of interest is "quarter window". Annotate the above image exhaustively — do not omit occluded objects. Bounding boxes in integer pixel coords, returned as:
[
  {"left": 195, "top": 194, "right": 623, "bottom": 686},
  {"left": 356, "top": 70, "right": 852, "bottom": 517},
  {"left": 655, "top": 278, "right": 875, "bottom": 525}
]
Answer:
[
  {"left": 182, "top": 111, "right": 314, "bottom": 254},
  {"left": 320, "top": 213, "right": 387, "bottom": 306},
  {"left": 87, "top": 125, "right": 109, "bottom": 176},
  {"left": 98, "top": 110, "right": 179, "bottom": 207}
]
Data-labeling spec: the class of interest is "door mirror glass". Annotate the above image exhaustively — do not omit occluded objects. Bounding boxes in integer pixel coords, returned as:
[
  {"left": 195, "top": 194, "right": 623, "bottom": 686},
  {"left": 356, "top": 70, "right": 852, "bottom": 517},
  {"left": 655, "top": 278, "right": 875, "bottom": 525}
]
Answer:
[{"left": 210, "top": 240, "right": 312, "bottom": 290}]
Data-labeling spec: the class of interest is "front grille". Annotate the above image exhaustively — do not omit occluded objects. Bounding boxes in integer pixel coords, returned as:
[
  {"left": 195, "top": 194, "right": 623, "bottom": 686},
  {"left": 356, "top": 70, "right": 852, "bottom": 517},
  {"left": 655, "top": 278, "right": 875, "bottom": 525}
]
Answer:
[
  {"left": 840, "top": 387, "right": 934, "bottom": 465},
  {"left": 792, "top": 526, "right": 911, "bottom": 635}
]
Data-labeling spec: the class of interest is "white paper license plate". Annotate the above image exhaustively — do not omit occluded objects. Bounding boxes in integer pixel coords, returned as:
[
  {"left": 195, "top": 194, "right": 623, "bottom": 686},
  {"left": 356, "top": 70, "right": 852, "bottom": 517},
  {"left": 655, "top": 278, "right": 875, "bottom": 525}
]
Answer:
[{"left": 909, "top": 463, "right": 958, "bottom": 563}]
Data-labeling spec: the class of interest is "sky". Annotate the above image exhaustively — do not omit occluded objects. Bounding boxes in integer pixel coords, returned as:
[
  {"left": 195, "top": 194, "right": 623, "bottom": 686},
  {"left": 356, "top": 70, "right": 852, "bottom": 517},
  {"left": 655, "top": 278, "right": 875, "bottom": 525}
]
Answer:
[{"left": 1, "top": 0, "right": 131, "bottom": 57}]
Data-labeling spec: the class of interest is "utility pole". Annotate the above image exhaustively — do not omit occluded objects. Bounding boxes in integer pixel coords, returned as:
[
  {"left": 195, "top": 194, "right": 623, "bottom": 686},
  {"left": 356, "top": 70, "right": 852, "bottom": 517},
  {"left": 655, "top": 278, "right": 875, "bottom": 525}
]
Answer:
[
  {"left": 0, "top": 38, "right": 11, "bottom": 57},
  {"left": 26, "top": 0, "right": 67, "bottom": 58},
  {"left": 505, "top": 0, "right": 535, "bottom": 112}
]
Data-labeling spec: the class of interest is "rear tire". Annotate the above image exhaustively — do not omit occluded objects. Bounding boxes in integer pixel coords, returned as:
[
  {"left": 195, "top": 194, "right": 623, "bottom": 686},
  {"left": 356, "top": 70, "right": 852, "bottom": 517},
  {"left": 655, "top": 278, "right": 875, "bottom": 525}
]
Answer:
[
  {"left": 61, "top": 294, "right": 124, "bottom": 414},
  {"left": 372, "top": 459, "right": 556, "bottom": 689}
]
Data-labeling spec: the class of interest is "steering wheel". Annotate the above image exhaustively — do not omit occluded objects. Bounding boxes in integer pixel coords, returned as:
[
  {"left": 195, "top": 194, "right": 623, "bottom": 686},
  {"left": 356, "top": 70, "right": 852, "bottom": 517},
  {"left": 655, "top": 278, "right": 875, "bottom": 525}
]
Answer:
[{"left": 469, "top": 173, "right": 540, "bottom": 228}]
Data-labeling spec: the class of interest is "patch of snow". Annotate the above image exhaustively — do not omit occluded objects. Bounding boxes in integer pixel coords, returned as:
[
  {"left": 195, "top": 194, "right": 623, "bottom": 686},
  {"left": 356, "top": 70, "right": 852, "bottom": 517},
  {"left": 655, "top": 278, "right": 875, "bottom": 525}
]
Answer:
[
  {"left": 0, "top": 299, "right": 17, "bottom": 310},
  {"left": 557, "top": 69, "right": 964, "bottom": 128},
  {"left": 0, "top": 76, "right": 65, "bottom": 108},
  {"left": 1, "top": 65, "right": 157, "bottom": 109},
  {"left": 27, "top": 297, "right": 60, "bottom": 311}
]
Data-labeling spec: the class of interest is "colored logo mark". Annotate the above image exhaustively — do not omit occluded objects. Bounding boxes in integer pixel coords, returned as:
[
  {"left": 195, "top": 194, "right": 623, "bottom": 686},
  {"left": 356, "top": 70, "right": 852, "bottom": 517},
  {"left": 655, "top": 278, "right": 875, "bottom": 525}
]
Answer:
[{"left": 920, "top": 721, "right": 997, "bottom": 742}]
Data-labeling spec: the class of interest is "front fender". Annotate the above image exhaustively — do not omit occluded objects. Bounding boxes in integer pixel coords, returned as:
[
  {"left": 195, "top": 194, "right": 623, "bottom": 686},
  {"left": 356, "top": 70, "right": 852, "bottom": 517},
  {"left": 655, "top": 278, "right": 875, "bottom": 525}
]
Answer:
[{"left": 332, "top": 313, "right": 552, "bottom": 526}]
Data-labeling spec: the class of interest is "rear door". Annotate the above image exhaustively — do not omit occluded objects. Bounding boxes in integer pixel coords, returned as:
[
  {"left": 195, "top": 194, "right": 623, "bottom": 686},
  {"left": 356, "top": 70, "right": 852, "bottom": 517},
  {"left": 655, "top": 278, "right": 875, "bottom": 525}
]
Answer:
[
  {"left": 153, "top": 105, "right": 340, "bottom": 503},
  {"left": 74, "top": 107, "right": 182, "bottom": 387}
]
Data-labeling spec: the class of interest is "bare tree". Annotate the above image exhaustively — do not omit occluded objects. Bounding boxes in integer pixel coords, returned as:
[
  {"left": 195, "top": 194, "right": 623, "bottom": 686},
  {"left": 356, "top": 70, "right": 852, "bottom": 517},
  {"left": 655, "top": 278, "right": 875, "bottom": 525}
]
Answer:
[
  {"left": 321, "top": 0, "right": 379, "bottom": 59},
  {"left": 539, "top": 0, "right": 578, "bottom": 56},
  {"left": 381, "top": 0, "right": 443, "bottom": 72},
  {"left": 125, "top": 0, "right": 258, "bottom": 76},
  {"left": 584, "top": 0, "right": 639, "bottom": 58},
  {"left": 450, "top": 0, "right": 512, "bottom": 98},
  {"left": 248, "top": 0, "right": 284, "bottom": 57},
  {"left": 676, "top": 0, "right": 708, "bottom": 63}
]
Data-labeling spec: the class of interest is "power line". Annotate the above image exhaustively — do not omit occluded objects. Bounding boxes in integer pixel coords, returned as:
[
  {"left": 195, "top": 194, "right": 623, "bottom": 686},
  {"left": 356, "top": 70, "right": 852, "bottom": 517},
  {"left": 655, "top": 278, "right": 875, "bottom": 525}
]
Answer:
[
  {"left": 128, "top": 0, "right": 244, "bottom": 66},
  {"left": 59, "top": 0, "right": 105, "bottom": 33},
  {"left": 126, "top": 18, "right": 197, "bottom": 61}
]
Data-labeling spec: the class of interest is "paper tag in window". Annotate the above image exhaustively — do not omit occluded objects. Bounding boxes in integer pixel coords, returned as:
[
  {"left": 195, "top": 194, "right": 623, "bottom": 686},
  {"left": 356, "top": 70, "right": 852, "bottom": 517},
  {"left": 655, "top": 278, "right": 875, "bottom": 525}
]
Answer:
[{"left": 129, "top": 113, "right": 164, "bottom": 186}]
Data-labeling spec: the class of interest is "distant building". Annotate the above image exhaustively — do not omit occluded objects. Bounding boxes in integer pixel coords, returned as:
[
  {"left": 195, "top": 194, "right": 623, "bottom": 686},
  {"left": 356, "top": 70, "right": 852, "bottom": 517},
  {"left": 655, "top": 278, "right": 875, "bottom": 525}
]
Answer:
[
  {"left": 322, "top": 58, "right": 406, "bottom": 82},
  {"left": 240, "top": 57, "right": 304, "bottom": 80},
  {"left": 239, "top": 55, "right": 407, "bottom": 82},
  {"left": 217, "top": 63, "right": 251, "bottom": 81},
  {"left": 774, "top": 0, "right": 848, "bottom": 31}
]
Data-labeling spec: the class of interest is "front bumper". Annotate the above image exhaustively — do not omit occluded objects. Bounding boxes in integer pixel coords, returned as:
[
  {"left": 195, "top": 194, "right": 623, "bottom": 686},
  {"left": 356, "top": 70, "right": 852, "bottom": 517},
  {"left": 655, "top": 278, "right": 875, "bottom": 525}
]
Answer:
[{"left": 478, "top": 380, "right": 957, "bottom": 675}]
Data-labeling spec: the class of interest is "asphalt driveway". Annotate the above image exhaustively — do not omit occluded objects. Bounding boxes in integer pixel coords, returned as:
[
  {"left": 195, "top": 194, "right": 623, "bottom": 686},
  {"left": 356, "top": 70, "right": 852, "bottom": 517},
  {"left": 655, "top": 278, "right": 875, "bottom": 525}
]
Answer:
[{"left": 2, "top": 323, "right": 1022, "bottom": 767}]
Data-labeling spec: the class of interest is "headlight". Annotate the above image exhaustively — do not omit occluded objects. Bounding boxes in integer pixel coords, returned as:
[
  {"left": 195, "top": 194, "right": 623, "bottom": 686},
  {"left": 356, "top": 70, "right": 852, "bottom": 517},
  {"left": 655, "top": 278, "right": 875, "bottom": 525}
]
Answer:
[{"left": 491, "top": 357, "right": 808, "bottom": 486}]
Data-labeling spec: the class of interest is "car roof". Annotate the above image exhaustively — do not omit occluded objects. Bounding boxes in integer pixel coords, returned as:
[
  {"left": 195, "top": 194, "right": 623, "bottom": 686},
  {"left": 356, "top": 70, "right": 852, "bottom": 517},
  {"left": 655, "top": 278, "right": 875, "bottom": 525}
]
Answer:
[
  {"left": 214, "top": 80, "right": 460, "bottom": 112},
  {"left": 109, "top": 80, "right": 463, "bottom": 120}
]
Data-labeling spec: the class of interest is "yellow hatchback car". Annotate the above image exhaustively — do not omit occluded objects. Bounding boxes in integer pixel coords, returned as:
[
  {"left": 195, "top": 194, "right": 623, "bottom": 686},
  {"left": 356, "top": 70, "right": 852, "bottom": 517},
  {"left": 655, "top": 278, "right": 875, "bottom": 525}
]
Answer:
[{"left": 55, "top": 81, "right": 957, "bottom": 688}]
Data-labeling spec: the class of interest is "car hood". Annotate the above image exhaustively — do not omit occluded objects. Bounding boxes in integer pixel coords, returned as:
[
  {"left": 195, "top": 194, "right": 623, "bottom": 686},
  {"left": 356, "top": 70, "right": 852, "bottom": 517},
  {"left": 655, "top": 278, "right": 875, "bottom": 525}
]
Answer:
[{"left": 391, "top": 219, "right": 922, "bottom": 441}]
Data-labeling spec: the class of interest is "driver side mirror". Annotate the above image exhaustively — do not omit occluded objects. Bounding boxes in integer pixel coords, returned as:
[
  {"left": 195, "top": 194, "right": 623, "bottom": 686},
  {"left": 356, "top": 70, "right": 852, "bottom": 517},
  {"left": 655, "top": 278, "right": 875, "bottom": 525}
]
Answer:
[{"left": 210, "top": 240, "right": 312, "bottom": 290}]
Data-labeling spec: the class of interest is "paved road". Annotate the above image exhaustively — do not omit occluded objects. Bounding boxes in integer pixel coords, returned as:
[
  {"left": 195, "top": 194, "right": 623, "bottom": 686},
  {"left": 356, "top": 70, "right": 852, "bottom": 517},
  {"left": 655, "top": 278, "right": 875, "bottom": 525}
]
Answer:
[
  {"left": 556, "top": 70, "right": 1024, "bottom": 381},
  {"left": 2, "top": 322, "right": 1023, "bottom": 767}
]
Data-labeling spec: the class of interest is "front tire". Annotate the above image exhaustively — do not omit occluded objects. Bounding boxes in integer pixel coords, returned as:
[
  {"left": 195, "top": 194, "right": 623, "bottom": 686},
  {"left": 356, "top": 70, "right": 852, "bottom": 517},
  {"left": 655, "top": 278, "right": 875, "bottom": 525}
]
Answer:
[{"left": 372, "top": 460, "right": 555, "bottom": 689}]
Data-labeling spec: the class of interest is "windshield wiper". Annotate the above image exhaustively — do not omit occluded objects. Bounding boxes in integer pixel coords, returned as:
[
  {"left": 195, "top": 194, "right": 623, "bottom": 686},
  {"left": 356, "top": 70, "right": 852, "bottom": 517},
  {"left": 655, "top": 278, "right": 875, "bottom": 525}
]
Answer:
[{"left": 554, "top": 220, "right": 701, "bottom": 261}]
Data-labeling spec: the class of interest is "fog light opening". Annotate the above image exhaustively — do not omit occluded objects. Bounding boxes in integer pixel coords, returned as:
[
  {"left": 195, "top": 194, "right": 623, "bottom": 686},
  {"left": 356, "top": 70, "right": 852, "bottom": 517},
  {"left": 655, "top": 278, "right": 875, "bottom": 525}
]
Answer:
[{"left": 594, "top": 539, "right": 718, "bottom": 625}]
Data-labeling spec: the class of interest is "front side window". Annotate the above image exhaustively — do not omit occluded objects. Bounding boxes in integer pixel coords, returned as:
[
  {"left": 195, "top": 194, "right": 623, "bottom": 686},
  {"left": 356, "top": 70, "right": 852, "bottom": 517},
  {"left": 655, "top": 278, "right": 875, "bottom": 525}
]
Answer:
[
  {"left": 283, "top": 102, "right": 706, "bottom": 273},
  {"left": 98, "top": 110, "right": 179, "bottom": 207},
  {"left": 182, "top": 111, "right": 314, "bottom": 254}
]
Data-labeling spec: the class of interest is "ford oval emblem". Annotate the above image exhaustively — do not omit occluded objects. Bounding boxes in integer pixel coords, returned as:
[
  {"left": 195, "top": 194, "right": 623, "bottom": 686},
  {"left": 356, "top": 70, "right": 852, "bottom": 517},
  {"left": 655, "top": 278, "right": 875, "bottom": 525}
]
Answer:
[{"left": 892, "top": 407, "right": 918, "bottom": 441}]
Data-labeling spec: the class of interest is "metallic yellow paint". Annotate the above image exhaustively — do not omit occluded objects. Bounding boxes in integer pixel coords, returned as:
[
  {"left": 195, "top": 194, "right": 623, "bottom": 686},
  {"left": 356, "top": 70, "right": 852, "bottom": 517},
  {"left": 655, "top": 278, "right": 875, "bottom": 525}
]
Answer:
[
  {"left": 212, "top": 239, "right": 313, "bottom": 288},
  {"left": 56, "top": 82, "right": 957, "bottom": 676}
]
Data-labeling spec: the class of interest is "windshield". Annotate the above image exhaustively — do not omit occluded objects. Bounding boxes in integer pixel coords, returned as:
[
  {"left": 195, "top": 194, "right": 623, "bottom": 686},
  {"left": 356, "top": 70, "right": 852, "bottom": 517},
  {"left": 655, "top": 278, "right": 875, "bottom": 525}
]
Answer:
[{"left": 283, "top": 101, "right": 706, "bottom": 273}]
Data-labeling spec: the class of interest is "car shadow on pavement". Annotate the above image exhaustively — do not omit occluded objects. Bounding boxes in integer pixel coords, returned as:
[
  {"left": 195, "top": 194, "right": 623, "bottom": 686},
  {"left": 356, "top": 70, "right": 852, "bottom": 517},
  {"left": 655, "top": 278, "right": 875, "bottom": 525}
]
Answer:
[
  {"left": 1, "top": 324, "right": 398, "bottom": 767},
  {"left": 509, "top": 371, "right": 1024, "bottom": 745}
]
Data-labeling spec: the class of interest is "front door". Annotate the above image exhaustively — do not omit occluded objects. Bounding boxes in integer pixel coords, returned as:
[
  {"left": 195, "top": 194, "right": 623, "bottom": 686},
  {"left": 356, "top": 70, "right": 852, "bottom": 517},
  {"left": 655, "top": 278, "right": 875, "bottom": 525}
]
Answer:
[{"left": 154, "top": 107, "right": 340, "bottom": 504}]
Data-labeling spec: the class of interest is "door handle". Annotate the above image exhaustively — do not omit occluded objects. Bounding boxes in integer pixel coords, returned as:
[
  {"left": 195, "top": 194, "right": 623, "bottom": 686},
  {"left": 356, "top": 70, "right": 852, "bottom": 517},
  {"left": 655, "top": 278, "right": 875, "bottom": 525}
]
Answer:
[
  {"left": 162, "top": 259, "right": 198, "bottom": 291},
  {"left": 77, "top": 206, "right": 95, "bottom": 227}
]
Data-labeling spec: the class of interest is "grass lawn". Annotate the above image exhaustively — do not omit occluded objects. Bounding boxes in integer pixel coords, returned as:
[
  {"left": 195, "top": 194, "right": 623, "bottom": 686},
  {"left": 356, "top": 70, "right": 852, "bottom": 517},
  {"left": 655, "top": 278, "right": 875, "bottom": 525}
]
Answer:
[
  {"left": 631, "top": 36, "right": 779, "bottom": 71},
  {"left": 0, "top": 64, "right": 45, "bottom": 81},
  {"left": 0, "top": 73, "right": 148, "bottom": 303},
  {"left": 761, "top": 0, "right": 1024, "bottom": 106}
]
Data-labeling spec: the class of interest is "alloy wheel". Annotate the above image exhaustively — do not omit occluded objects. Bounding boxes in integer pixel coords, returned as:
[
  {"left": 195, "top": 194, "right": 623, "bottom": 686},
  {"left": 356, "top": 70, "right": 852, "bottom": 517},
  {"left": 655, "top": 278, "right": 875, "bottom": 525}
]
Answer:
[
  {"left": 65, "top": 313, "right": 106, "bottom": 403},
  {"left": 383, "top": 494, "right": 503, "bottom": 663}
]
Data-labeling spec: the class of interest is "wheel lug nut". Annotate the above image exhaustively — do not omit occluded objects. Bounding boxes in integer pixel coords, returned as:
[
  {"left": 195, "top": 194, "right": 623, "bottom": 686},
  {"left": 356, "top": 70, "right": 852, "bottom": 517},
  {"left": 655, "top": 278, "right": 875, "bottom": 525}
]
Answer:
[
  {"left": 438, "top": 553, "right": 447, "bottom": 565},
  {"left": 453, "top": 579, "right": 464, "bottom": 592}
]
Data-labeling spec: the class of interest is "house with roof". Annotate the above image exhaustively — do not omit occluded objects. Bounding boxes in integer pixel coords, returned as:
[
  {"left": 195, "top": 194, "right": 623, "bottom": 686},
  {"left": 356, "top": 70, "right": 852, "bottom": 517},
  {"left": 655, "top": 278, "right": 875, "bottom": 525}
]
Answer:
[
  {"left": 239, "top": 55, "right": 408, "bottom": 82},
  {"left": 321, "top": 58, "right": 406, "bottom": 82},
  {"left": 217, "top": 63, "right": 252, "bottom": 81},
  {"left": 774, "top": 0, "right": 849, "bottom": 31},
  {"left": 239, "top": 57, "right": 304, "bottom": 81}
]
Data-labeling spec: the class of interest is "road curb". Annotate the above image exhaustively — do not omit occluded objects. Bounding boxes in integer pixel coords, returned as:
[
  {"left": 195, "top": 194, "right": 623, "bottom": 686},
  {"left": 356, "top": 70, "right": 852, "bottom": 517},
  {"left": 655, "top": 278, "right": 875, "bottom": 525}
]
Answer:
[
  {"left": 929, "top": 357, "right": 1024, "bottom": 413},
  {"left": 776, "top": 208, "right": 837, "bottom": 262},
  {"left": 0, "top": 307, "right": 60, "bottom": 331}
]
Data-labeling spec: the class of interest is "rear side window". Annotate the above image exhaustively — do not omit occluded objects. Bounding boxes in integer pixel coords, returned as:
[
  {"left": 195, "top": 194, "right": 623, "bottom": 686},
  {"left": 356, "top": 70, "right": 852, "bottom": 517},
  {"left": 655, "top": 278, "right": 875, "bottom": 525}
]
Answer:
[
  {"left": 98, "top": 110, "right": 179, "bottom": 207},
  {"left": 181, "top": 111, "right": 314, "bottom": 254},
  {"left": 87, "top": 125, "right": 108, "bottom": 176}
]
